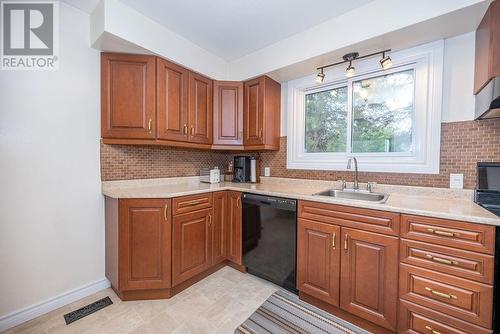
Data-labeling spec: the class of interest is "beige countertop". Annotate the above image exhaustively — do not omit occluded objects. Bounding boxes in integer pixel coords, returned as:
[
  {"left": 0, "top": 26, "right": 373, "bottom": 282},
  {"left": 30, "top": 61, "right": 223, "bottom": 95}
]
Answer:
[{"left": 102, "top": 176, "right": 500, "bottom": 226}]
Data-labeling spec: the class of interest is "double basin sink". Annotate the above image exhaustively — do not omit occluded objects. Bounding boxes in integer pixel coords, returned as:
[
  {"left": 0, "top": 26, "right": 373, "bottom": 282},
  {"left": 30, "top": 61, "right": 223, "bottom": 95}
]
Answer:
[{"left": 313, "top": 189, "right": 389, "bottom": 203}]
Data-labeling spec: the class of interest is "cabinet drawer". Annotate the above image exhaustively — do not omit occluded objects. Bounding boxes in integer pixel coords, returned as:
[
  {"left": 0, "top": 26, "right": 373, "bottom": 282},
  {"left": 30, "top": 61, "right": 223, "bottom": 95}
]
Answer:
[
  {"left": 400, "top": 239, "right": 494, "bottom": 284},
  {"left": 401, "top": 215, "right": 495, "bottom": 254},
  {"left": 172, "top": 193, "right": 213, "bottom": 215},
  {"left": 298, "top": 200, "right": 400, "bottom": 235},
  {"left": 399, "top": 299, "right": 492, "bottom": 334},
  {"left": 399, "top": 264, "right": 493, "bottom": 328}
]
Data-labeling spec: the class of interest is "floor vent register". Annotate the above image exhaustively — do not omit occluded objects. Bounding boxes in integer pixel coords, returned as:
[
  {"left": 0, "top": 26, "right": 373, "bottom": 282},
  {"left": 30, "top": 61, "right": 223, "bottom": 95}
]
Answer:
[{"left": 63, "top": 296, "right": 113, "bottom": 325}]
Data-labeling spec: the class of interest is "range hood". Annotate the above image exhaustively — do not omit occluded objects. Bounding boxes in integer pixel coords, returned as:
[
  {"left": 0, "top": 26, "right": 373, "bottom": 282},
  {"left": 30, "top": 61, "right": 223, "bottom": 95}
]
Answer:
[{"left": 475, "top": 77, "right": 500, "bottom": 120}]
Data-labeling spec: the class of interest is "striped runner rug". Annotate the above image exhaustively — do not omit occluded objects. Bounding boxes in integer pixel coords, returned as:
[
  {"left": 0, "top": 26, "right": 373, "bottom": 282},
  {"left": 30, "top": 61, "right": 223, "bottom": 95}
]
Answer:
[{"left": 235, "top": 290, "right": 370, "bottom": 334}]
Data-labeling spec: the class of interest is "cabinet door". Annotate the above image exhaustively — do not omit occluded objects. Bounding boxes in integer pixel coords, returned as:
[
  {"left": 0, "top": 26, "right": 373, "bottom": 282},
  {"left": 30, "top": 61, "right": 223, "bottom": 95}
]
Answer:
[
  {"left": 226, "top": 191, "right": 242, "bottom": 265},
  {"left": 243, "top": 77, "right": 265, "bottom": 146},
  {"left": 157, "top": 58, "right": 189, "bottom": 142},
  {"left": 212, "top": 192, "right": 227, "bottom": 265},
  {"left": 188, "top": 72, "right": 213, "bottom": 144},
  {"left": 101, "top": 53, "right": 156, "bottom": 139},
  {"left": 340, "top": 228, "right": 399, "bottom": 331},
  {"left": 213, "top": 81, "right": 243, "bottom": 146},
  {"left": 474, "top": 1, "right": 500, "bottom": 94},
  {"left": 118, "top": 199, "right": 171, "bottom": 291},
  {"left": 172, "top": 208, "right": 212, "bottom": 286},
  {"left": 297, "top": 219, "right": 341, "bottom": 306}
]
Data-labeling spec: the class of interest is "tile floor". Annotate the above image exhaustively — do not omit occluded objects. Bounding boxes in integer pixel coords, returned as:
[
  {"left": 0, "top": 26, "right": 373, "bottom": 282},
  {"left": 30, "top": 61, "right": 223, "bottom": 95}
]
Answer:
[{"left": 4, "top": 267, "right": 279, "bottom": 334}]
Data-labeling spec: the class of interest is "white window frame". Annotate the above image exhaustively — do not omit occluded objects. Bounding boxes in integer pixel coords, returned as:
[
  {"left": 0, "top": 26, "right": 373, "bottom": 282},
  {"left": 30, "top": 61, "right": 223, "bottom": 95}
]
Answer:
[{"left": 287, "top": 40, "right": 444, "bottom": 174}]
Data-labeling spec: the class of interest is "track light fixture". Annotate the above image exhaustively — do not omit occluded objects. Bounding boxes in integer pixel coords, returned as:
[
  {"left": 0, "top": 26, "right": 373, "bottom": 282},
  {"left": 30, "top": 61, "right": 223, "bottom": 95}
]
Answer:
[
  {"left": 380, "top": 51, "right": 392, "bottom": 70},
  {"left": 315, "top": 68, "right": 325, "bottom": 83},
  {"left": 343, "top": 52, "right": 358, "bottom": 78},
  {"left": 315, "top": 49, "right": 391, "bottom": 82}
]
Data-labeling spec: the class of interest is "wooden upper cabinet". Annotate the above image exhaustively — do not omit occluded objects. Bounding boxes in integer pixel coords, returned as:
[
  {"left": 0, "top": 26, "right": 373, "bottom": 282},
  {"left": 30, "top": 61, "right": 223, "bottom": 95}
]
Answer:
[
  {"left": 340, "top": 228, "right": 399, "bottom": 331},
  {"left": 172, "top": 208, "right": 212, "bottom": 286},
  {"left": 213, "top": 81, "right": 243, "bottom": 146},
  {"left": 101, "top": 53, "right": 282, "bottom": 150},
  {"left": 118, "top": 199, "right": 171, "bottom": 291},
  {"left": 297, "top": 218, "right": 341, "bottom": 307},
  {"left": 226, "top": 191, "right": 242, "bottom": 265},
  {"left": 101, "top": 53, "right": 156, "bottom": 139},
  {"left": 156, "top": 58, "right": 189, "bottom": 142},
  {"left": 243, "top": 76, "right": 281, "bottom": 149},
  {"left": 188, "top": 72, "right": 213, "bottom": 145},
  {"left": 474, "top": 0, "right": 500, "bottom": 94}
]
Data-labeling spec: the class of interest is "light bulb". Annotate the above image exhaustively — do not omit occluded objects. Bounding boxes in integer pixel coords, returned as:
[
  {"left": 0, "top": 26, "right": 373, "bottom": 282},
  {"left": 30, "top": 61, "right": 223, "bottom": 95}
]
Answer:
[
  {"left": 346, "top": 62, "right": 355, "bottom": 78},
  {"left": 315, "top": 70, "right": 325, "bottom": 83},
  {"left": 380, "top": 54, "right": 392, "bottom": 69}
]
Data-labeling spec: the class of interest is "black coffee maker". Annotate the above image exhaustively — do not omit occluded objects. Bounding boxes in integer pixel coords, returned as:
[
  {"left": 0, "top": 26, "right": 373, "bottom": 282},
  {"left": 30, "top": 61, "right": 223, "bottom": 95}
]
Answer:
[{"left": 233, "top": 156, "right": 251, "bottom": 182}]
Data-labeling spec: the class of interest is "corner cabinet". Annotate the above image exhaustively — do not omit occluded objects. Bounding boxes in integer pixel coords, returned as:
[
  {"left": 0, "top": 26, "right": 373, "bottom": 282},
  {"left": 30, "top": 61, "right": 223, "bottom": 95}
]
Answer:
[
  {"left": 101, "top": 53, "right": 156, "bottom": 139},
  {"left": 226, "top": 191, "right": 243, "bottom": 265},
  {"left": 243, "top": 76, "right": 281, "bottom": 150},
  {"left": 213, "top": 81, "right": 243, "bottom": 147}
]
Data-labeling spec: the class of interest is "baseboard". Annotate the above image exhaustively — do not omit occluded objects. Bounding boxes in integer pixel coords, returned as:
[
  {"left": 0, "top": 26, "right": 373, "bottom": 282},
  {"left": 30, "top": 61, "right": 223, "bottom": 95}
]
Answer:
[{"left": 0, "top": 278, "right": 110, "bottom": 332}]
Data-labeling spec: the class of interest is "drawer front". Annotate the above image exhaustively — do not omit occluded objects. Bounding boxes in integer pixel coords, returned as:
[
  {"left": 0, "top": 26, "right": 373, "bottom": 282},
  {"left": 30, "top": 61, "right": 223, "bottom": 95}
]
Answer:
[
  {"left": 401, "top": 215, "right": 495, "bottom": 254},
  {"left": 173, "top": 193, "right": 213, "bottom": 215},
  {"left": 298, "top": 200, "right": 400, "bottom": 235},
  {"left": 399, "top": 300, "right": 493, "bottom": 334},
  {"left": 400, "top": 239, "right": 494, "bottom": 284},
  {"left": 399, "top": 264, "right": 493, "bottom": 328}
]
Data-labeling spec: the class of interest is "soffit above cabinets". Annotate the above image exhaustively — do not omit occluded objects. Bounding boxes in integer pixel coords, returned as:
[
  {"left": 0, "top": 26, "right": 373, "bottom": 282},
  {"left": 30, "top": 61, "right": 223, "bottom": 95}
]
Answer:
[{"left": 67, "top": 0, "right": 491, "bottom": 81}]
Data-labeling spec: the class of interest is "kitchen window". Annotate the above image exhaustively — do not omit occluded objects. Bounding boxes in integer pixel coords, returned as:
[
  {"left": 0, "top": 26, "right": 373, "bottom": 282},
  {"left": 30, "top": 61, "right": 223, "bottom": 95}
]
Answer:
[{"left": 287, "top": 41, "right": 443, "bottom": 174}]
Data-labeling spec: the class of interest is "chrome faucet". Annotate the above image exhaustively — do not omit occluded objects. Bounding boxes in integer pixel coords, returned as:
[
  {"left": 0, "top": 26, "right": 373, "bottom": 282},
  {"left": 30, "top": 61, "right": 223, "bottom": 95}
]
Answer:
[{"left": 346, "top": 157, "right": 359, "bottom": 190}]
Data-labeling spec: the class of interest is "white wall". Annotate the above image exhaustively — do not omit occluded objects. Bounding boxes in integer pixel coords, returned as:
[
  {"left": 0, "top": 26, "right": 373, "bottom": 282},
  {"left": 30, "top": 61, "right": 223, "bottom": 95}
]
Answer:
[
  {"left": 442, "top": 32, "right": 476, "bottom": 122},
  {"left": 279, "top": 32, "right": 477, "bottom": 135},
  {"left": 0, "top": 2, "right": 105, "bottom": 323}
]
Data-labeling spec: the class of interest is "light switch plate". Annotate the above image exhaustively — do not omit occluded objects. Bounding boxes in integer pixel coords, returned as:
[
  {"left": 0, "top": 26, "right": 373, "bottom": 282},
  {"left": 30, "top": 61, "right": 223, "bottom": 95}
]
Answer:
[
  {"left": 450, "top": 173, "right": 463, "bottom": 189},
  {"left": 264, "top": 167, "right": 271, "bottom": 177}
]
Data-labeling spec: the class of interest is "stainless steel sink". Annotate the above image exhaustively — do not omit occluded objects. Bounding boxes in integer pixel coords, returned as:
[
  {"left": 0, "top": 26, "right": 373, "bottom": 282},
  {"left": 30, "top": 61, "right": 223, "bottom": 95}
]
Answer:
[{"left": 313, "top": 189, "right": 389, "bottom": 203}]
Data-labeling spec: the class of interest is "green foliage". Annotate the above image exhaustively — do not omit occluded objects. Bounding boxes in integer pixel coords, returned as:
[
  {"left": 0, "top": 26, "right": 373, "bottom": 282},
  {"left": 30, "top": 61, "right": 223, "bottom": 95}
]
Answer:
[{"left": 305, "top": 87, "right": 347, "bottom": 152}]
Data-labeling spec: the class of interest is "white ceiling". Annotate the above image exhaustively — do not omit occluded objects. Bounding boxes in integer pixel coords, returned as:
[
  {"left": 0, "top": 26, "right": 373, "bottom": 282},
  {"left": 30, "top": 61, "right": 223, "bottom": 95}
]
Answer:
[{"left": 62, "top": 0, "right": 374, "bottom": 61}]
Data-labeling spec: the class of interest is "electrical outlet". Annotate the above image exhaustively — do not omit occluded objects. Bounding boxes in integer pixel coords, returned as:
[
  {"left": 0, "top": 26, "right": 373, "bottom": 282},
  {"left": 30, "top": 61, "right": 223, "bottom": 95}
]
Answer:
[
  {"left": 450, "top": 173, "right": 463, "bottom": 189},
  {"left": 264, "top": 167, "right": 271, "bottom": 177}
]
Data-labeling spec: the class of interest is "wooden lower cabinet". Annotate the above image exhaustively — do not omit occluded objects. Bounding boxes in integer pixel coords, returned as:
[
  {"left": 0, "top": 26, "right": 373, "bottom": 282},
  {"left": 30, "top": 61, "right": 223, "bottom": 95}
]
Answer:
[
  {"left": 172, "top": 208, "right": 212, "bottom": 286},
  {"left": 105, "top": 198, "right": 172, "bottom": 300},
  {"left": 297, "top": 218, "right": 340, "bottom": 306},
  {"left": 212, "top": 192, "right": 227, "bottom": 265},
  {"left": 297, "top": 216, "right": 399, "bottom": 331},
  {"left": 226, "top": 191, "right": 242, "bottom": 265},
  {"left": 399, "top": 299, "right": 493, "bottom": 334},
  {"left": 340, "top": 228, "right": 399, "bottom": 331}
]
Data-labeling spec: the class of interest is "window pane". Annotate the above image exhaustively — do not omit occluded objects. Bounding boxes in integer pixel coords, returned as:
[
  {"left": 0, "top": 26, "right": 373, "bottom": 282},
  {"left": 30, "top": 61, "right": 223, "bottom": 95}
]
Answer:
[
  {"left": 305, "top": 86, "right": 348, "bottom": 152},
  {"left": 352, "top": 69, "right": 414, "bottom": 153}
]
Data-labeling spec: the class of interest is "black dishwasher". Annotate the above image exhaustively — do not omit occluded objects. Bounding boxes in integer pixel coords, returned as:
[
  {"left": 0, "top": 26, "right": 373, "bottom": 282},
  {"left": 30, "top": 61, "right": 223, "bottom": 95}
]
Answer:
[{"left": 242, "top": 193, "right": 297, "bottom": 293}]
